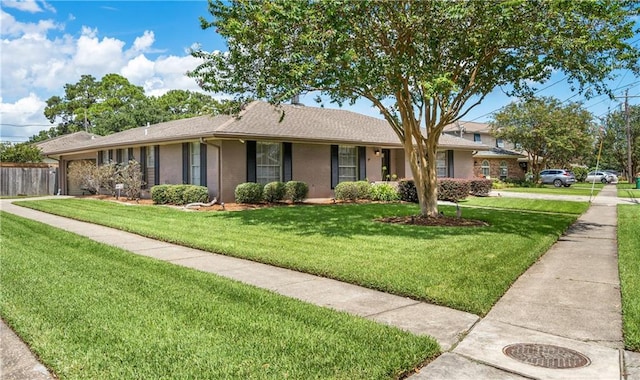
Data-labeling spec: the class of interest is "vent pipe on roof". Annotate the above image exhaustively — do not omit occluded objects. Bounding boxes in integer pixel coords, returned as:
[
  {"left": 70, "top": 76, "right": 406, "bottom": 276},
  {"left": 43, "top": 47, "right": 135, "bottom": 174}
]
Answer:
[
  {"left": 145, "top": 122, "right": 149, "bottom": 136},
  {"left": 291, "top": 94, "right": 303, "bottom": 106}
]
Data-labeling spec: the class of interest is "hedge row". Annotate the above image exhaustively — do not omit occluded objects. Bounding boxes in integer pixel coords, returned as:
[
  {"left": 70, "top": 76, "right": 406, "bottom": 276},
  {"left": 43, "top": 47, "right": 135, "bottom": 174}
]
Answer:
[
  {"left": 151, "top": 184, "right": 209, "bottom": 205},
  {"left": 337, "top": 178, "right": 492, "bottom": 203},
  {"left": 235, "top": 181, "right": 309, "bottom": 204}
]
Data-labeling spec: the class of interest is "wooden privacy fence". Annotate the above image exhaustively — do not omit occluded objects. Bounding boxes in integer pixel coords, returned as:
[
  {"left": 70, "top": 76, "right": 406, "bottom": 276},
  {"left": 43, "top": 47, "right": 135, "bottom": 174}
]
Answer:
[{"left": 0, "top": 163, "right": 57, "bottom": 196}]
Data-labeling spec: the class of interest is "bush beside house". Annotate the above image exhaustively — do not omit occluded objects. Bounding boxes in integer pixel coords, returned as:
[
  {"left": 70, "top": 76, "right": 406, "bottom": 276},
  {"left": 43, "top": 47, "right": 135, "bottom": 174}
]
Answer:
[{"left": 151, "top": 184, "right": 209, "bottom": 205}]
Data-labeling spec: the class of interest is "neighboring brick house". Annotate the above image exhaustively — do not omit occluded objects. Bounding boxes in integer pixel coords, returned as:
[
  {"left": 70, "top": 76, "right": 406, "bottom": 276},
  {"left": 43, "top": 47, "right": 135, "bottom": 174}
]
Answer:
[
  {"left": 443, "top": 121, "right": 527, "bottom": 181},
  {"left": 39, "top": 101, "right": 491, "bottom": 202}
]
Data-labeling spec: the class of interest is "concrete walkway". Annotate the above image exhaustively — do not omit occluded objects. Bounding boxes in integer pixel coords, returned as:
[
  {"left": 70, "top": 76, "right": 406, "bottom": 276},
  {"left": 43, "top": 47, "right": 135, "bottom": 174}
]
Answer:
[{"left": 1, "top": 186, "right": 638, "bottom": 379}]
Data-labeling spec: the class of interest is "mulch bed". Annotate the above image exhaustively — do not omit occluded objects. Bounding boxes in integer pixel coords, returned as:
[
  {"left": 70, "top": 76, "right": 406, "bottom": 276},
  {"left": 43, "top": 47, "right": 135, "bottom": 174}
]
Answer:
[{"left": 376, "top": 215, "right": 489, "bottom": 227}]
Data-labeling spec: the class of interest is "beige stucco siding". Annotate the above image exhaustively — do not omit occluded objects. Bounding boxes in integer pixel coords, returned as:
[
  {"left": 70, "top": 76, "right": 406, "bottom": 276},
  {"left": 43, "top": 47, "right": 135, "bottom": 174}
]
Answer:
[
  {"left": 453, "top": 150, "right": 475, "bottom": 178},
  {"left": 158, "top": 144, "right": 183, "bottom": 185},
  {"left": 219, "top": 140, "right": 247, "bottom": 203},
  {"left": 291, "top": 144, "right": 331, "bottom": 199}
]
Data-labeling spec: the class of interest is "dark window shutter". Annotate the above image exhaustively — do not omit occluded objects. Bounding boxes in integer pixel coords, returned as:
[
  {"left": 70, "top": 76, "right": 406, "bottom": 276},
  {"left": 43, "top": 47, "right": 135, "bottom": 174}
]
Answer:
[
  {"left": 447, "top": 150, "right": 454, "bottom": 177},
  {"left": 200, "top": 143, "right": 207, "bottom": 186},
  {"left": 97, "top": 151, "right": 103, "bottom": 166},
  {"left": 330, "top": 145, "right": 338, "bottom": 189},
  {"left": 283, "top": 142, "right": 292, "bottom": 182},
  {"left": 140, "top": 147, "right": 147, "bottom": 185},
  {"left": 108, "top": 150, "right": 113, "bottom": 161},
  {"left": 182, "top": 143, "right": 189, "bottom": 184},
  {"left": 382, "top": 149, "right": 391, "bottom": 179},
  {"left": 153, "top": 146, "right": 160, "bottom": 186},
  {"left": 246, "top": 140, "right": 256, "bottom": 182},
  {"left": 358, "top": 146, "right": 366, "bottom": 180},
  {"left": 116, "top": 149, "right": 123, "bottom": 164},
  {"left": 128, "top": 148, "right": 134, "bottom": 161}
]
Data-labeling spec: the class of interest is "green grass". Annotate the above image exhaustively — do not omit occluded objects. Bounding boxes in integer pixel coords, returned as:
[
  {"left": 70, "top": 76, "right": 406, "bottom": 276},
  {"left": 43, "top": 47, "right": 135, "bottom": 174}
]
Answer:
[
  {"left": 497, "top": 183, "right": 603, "bottom": 196},
  {"left": 16, "top": 198, "right": 581, "bottom": 316},
  {"left": 461, "top": 197, "right": 589, "bottom": 214},
  {"left": 0, "top": 212, "right": 437, "bottom": 379},
  {"left": 617, "top": 182, "right": 640, "bottom": 199},
  {"left": 618, "top": 205, "right": 640, "bottom": 351}
]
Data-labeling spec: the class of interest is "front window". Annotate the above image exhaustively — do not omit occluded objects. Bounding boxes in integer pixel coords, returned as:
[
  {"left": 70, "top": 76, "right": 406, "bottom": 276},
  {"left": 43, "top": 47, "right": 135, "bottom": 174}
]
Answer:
[
  {"left": 481, "top": 160, "right": 490, "bottom": 177},
  {"left": 338, "top": 146, "right": 357, "bottom": 183},
  {"left": 190, "top": 142, "right": 200, "bottom": 185},
  {"left": 145, "top": 146, "right": 155, "bottom": 188},
  {"left": 496, "top": 138, "right": 504, "bottom": 148},
  {"left": 436, "top": 151, "right": 447, "bottom": 177},
  {"left": 474, "top": 133, "right": 482, "bottom": 143},
  {"left": 256, "top": 142, "right": 281, "bottom": 184},
  {"left": 499, "top": 160, "right": 508, "bottom": 178},
  {"left": 101, "top": 150, "right": 109, "bottom": 164}
]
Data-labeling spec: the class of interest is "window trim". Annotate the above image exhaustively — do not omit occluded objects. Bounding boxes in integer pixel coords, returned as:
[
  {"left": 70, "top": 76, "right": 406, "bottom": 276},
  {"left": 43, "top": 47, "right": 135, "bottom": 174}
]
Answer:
[{"left": 481, "top": 160, "right": 490, "bottom": 177}]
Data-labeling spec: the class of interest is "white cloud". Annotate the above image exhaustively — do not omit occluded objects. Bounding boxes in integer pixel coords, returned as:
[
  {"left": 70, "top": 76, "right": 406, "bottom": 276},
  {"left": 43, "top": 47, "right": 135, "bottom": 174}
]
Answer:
[
  {"left": 0, "top": 94, "right": 53, "bottom": 142},
  {"left": 131, "top": 30, "right": 154, "bottom": 53},
  {"left": 0, "top": 9, "right": 210, "bottom": 141},
  {"left": 1, "top": 0, "right": 45, "bottom": 13}
]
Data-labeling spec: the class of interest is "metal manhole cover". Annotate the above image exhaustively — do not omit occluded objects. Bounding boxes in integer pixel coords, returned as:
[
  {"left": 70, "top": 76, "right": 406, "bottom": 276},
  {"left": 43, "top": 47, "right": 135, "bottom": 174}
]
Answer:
[{"left": 503, "top": 343, "right": 591, "bottom": 369}]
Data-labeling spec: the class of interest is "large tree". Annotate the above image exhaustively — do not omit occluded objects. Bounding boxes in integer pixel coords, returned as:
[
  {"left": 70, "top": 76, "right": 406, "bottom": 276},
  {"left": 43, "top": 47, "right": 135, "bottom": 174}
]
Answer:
[
  {"left": 490, "top": 97, "right": 595, "bottom": 180},
  {"left": 189, "top": 0, "right": 639, "bottom": 216},
  {"left": 0, "top": 142, "right": 43, "bottom": 163},
  {"left": 598, "top": 105, "right": 640, "bottom": 180}
]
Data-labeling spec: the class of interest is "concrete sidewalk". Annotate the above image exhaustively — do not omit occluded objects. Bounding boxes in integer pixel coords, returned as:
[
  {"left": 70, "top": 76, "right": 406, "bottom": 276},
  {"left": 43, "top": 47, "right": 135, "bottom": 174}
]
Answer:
[
  {"left": 413, "top": 185, "right": 640, "bottom": 379},
  {"left": 2, "top": 186, "right": 638, "bottom": 379}
]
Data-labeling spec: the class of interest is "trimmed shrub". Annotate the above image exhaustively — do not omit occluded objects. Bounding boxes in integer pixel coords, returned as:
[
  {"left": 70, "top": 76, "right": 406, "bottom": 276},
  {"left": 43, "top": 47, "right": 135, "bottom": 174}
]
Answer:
[
  {"left": 285, "top": 181, "right": 309, "bottom": 203},
  {"left": 151, "top": 184, "right": 208, "bottom": 205},
  {"left": 398, "top": 179, "right": 418, "bottom": 203},
  {"left": 334, "top": 181, "right": 359, "bottom": 201},
  {"left": 369, "top": 183, "right": 400, "bottom": 202},
  {"left": 151, "top": 184, "right": 171, "bottom": 204},
  {"left": 572, "top": 166, "right": 588, "bottom": 182},
  {"left": 469, "top": 178, "right": 493, "bottom": 196},
  {"left": 355, "top": 181, "right": 372, "bottom": 200},
  {"left": 183, "top": 185, "right": 209, "bottom": 204},
  {"left": 263, "top": 181, "right": 286, "bottom": 203},
  {"left": 437, "top": 179, "right": 470, "bottom": 202},
  {"left": 235, "top": 182, "right": 264, "bottom": 204}
]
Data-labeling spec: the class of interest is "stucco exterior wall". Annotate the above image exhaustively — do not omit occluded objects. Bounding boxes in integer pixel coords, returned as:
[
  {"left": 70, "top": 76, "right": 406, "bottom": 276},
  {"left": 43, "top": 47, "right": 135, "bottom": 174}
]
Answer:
[
  {"left": 219, "top": 140, "right": 247, "bottom": 203},
  {"left": 158, "top": 144, "right": 183, "bottom": 185},
  {"left": 292, "top": 143, "right": 331, "bottom": 199},
  {"left": 453, "top": 150, "right": 475, "bottom": 178},
  {"left": 205, "top": 143, "right": 220, "bottom": 200}
]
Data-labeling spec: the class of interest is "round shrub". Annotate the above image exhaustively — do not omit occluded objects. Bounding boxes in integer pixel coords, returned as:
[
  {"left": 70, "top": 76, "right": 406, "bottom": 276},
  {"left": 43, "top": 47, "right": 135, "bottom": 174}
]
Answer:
[
  {"left": 235, "top": 182, "right": 264, "bottom": 204},
  {"left": 369, "top": 183, "right": 400, "bottom": 202},
  {"left": 398, "top": 179, "right": 418, "bottom": 203},
  {"left": 334, "top": 181, "right": 359, "bottom": 201},
  {"left": 183, "top": 185, "right": 209, "bottom": 204},
  {"left": 355, "top": 181, "right": 372, "bottom": 200},
  {"left": 151, "top": 184, "right": 170, "bottom": 204},
  {"left": 285, "top": 181, "right": 309, "bottom": 203},
  {"left": 263, "top": 181, "right": 286, "bottom": 203}
]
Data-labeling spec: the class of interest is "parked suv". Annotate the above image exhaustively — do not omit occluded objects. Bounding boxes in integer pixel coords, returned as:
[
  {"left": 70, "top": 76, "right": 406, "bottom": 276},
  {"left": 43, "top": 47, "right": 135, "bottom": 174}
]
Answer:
[{"left": 539, "top": 169, "right": 576, "bottom": 187}]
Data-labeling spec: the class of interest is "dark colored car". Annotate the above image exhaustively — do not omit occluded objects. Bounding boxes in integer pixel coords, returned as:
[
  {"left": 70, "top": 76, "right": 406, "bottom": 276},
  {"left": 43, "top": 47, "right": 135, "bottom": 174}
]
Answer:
[{"left": 539, "top": 169, "right": 576, "bottom": 187}]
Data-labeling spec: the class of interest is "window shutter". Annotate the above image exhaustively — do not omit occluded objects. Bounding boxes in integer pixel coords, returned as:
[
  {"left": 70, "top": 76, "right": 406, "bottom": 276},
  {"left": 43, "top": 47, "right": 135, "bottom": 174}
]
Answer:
[
  {"left": 182, "top": 143, "right": 189, "bottom": 184},
  {"left": 153, "top": 146, "right": 160, "bottom": 186},
  {"left": 116, "top": 149, "right": 123, "bottom": 164},
  {"left": 200, "top": 143, "right": 207, "bottom": 186},
  {"left": 128, "top": 148, "right": 134, "bottom": 161},
  {"left": 246, "top": 140, "right": 257, "bottom": 182},
  {"left": 358, "top": 146, "right": 366, "bottom": 180},
  {"left": 108, "top": 150, "right": 113, "bottom": 161},
  {"left": 140, "top": 147, "right": 147, "bottom": 185},
  {"left": 97, "top": 151, "right": 103, "bottom": 166},
  {"left": 447, "top": 150, "right": 454, "bottom": 177},
  {"left": 330, "top": 145, "right": 338, "bottom": 189},
  {"left": 283, "top": 142, "right": 292, "bottom": 182}
]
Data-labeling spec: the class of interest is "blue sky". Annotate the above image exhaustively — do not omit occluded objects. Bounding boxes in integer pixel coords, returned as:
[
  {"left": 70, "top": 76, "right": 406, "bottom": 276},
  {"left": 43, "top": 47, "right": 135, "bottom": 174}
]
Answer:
[{"left": 1, "top": 0, "right": 638, "bottom": 143}]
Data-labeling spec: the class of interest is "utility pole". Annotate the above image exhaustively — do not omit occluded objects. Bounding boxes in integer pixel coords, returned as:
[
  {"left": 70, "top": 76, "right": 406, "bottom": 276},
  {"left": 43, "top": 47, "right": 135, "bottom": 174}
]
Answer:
[{"left": 625, "top": 90, "right": 633, "bottom": 184}]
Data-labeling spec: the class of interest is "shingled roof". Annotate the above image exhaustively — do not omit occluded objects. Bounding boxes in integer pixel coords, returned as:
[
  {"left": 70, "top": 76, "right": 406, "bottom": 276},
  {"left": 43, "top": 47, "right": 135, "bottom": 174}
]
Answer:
[
  {"left": 36, "top": 131, "right": 97, "bottom": 155},
  {"left": 40, "top": 101, "right": 489, "bottom": 155}
]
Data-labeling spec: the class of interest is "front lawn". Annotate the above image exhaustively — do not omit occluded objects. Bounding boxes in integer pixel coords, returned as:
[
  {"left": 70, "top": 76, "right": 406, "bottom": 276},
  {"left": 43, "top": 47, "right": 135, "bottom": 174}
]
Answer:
[
  {"left": 462, "top": 197, "right": 589, "bottom": 214},
  {"left": 618, "top": 205, "right": 640, "bottom": 351},
  {"left": 0, "top": 212, "right": 437, "bottom": 379},
  {"left": 617, "top": 182, "right": 640, "bottom": 199},
  {"left": 497, "top": 183, "right": 603, "bottom": 196},
  {"left": 16, "top": 198, "right": 581, "bottom": 315}
]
